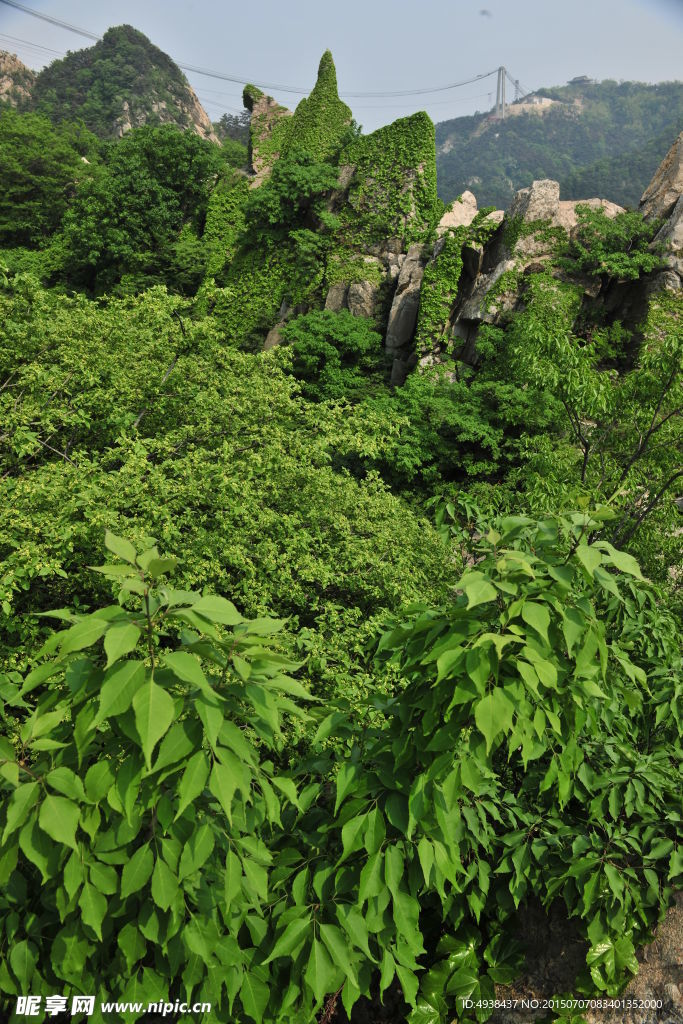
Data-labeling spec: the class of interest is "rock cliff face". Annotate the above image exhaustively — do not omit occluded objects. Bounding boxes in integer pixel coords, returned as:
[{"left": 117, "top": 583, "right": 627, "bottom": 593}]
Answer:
[
  {"left": 379, "top": 131, "right": 683, "bottom": 382},
  {"left": 0, "top": 51, "right": 35, "bottom": 107},
  {"left": 641, "top": 131, "right": 683, "bottom": 287}
]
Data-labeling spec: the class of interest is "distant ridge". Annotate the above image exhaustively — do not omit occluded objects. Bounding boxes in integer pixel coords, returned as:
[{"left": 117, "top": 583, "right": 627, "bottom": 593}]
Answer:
[{"left": 435, "top": 78, "right": 683, "bottom": 208}]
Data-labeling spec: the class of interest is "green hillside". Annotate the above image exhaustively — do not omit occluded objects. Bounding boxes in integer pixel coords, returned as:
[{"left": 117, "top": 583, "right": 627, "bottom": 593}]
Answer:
[
  {"left": 436, "top": 79, "right": 683, "bottom": 208},
  {"left": 28, "top": 24, "right": 217, "bottom": 142}
]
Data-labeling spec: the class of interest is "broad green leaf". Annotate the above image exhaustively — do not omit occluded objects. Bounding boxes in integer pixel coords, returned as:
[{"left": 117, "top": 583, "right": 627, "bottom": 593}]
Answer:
[
  {"left": 240, "top": 971, "right": 270, "bottom": 1024},
  {"left": 385, "top": 844, "right": 405, "bottom": 898},
  {"left": 118, "top": 845, "right": 153, "bottom": 901},
  {"left": 163, "top": 651, "right": 208, "bottom": 688},
  {"left": 319, "top": 923, "right": 359, "bottom": 987},
  {"left": 10, "top": 940, "right": 36, "bottom": 986},
  {"left": 78, "top": 882, "right": 107, "bottom": 940},
  {"left": 334, "top": 761, "right": 359, "bottom": 814},
  {"left": 264, "top": 916, "right": 311, "bottom": 963},
  {"left": 104, "top": 531, "right": 138, "bottom": 564},
  {"left": 396, "top": 964, "right": 419, "bottom": 1007},
  {"left": 521, "top": 601, "right": 550, "bottom": 646},
  {"left": 117, "top": 923, "right": 147, "bottom": 969},
  {"left": 178, "top": 824, "right": 215, "bottom": 881},
  {"left": 38, "top": 795, "right": 80, "bottom": 849},
  {"left": 474, "top": 688, "right": 515, "bottom": 752},
  {"left": 359, "top": 850, "right": 384, "bottom": 903},
  {"left": 133, "top": 678, "right": 175, "bottom": 768},
  {"left": 338, "top": 813, "right": 367, "bottom": 865},
  {"left": 575, "top": 544, "right": 602, "bottom": 578},
  {"left": 45, "top": 767, "right": 86, "bottom": 802},
  {"left": 104, "top": 623, "right": 141, "bottom": 668},
  {"left": 151, "top": 857, "right": 178, "bottom": 912},
  {"left": 92, "top": 660, "right": 145, "bottom": 726},
  {"left": 90, "top": 861, "right": 118, "bottom": 895},
  {"left": 191, "top": 594, "right": 243, "bottom": 625},
  {"left": 417, "top": 837, "right": 434, "bottom": 886},
  {"left": 596, "top": 542, "right": 644, "bottom": 580},
  {"left": 60, "top": 616, "right": 108, "bottom": 654},
  {"left": 304, "top": 937, "right": 336, "bottom": 1004},
  {"left": 464, "top": 577, "right": 498, "bottom": 609},
  {"left": 364, "top": 808, "right": 386, "bottom": 856},
  {"left": 209, "top": 760, "right": 238, "bottom": 824},
  {"left": 175, "top": 751, "right": 210, "bottom": 820},
  {"left": 224, "top": 849, "right": 243, "bottom": 906}
]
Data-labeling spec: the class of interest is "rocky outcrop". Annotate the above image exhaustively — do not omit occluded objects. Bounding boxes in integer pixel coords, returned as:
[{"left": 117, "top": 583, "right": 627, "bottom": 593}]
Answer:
[
  {"left": 437, "top": 190, "right": 478, "bottom": 234},
  {"left": 385, "top": 244, "right": 427, "bottom": 383},
  {"left": 640, "top": 131, "right": 683, "bottom": 222},
  {"left": 641, "top": 133, "right": 683, "bottom": 289},
  {"left": 0, "top": 51, "right": 35, "bottom": 107},
  {"left": 243, "top": 87, "right": 293, "bottom": 185}
]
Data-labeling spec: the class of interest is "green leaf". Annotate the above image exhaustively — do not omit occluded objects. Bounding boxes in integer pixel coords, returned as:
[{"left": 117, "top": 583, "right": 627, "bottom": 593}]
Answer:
[
  {"left": 178, "top": 824, "right": 214, "bottom": 881},
  {"left": 474, "top": 687, "right": 515, "bottom": 752},
  {"left": 10, "top": 940, "right": 36, "bottom": 987},
  {"left": 78, "top": 881, "right": 107, "bottom": 940},
  {"left": 191, "top": 594, "right": 243, "bottom": 625},
  {"left": 385, "top": 844, "right": 405, "bottom": 897},
  {"left": 209, "top": 760, "right": 238, "bottom": 824},
  {"left": 396, "top": 964, "right": 419, "bottom": 1007},
  {"left": 319, "top": 923, "right": 359, "bottom": 987},
  {"left": 463, "top": 576, "right": 498, "bottom": 609},
  {"left": 120, "top": 844, "right": 154, "bottom": 899},
  {"left": 133, "top": 678, "right": 175, "bottom": 768},
  {"left": 359, "top": 850, "right": 384, "bottom": 903},
  {"left": 224, "top": 849, "right": 242, "bottom": 906},
  {"left": 163, "top": 651, "right": 208, "bottom": 688},
  {"left": 46, "top": 766, "right": 86, "bottom": 802},
  {"left": 334, "top": 761, "right": 359, "bottom": 814},
  {"left": 117, "top": 923, "right": 147, "bottom": 969},
  {"left": 265, "top": 916, "right": 311, "bottom": 963},
  {"left": 151, "top": 857, "right": 178, "bottom": 912},
  {"left": 104, "top": 623, "right": 141, "bottom": 668},
  {"left": 175, "top": 750, "right": 210, "bottom": 820},
  {"left": 92, "top": 660, "right": 145, "bottom": 726},
  {"left": 338, "top": 813, "right": 367, "bottom": 865},
  {"left": 240, "top": 971, "right": 270, "bottom": 1023},
  {"left": 104, "top": 531, "right": 138, "bottom": 564},
  {"left": 305, "top": 937, "right": 337, "bottom": 1004},
  {"left": 596, "top": 542, "right": 644, "bottom": 580},
  {"left": 575, "top": 544, "right": 602, "bottom": 578},
  {"left": 521, "top": 601, "right": 550, "bottom": 645},
  {"left": 60, "top": 616, "right": 108, "bottom": 655},
  {"left": 417, "top": 837, "right": 434, "bottom": 886},
  {"left": 89, "top": 861, "right": 118, "bottom": 895},
  {"left": 38, "top": 795, "right": 80, "bottom": 849}
]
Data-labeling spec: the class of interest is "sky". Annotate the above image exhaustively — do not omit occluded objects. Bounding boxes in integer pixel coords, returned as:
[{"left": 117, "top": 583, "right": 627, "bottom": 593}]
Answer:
[{"left": 0, "top": 0, "right": 682, "bottom": 131}]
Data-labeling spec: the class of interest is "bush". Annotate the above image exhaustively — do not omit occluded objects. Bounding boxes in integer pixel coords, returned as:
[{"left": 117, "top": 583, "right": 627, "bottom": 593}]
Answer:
[{"left": 0, "top": 512, "right": 679, "bottom": 1023}]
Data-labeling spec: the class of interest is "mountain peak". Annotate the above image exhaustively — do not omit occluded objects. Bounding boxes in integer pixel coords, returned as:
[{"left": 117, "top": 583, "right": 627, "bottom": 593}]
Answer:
[{"left": 29, "top": 25, "right": 218, "bottom": 143}]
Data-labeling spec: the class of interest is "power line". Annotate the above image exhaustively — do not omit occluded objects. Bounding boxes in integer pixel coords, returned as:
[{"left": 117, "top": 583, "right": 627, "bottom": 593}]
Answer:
[
  {"left": 0, "top": 31, "right": 66, "bottom": 56},
  {"left": 0, "top": 0, "right": 100, "bottom": 40},
  {"left": 0, "top": 0, "right": 508, "bottom": 101}
]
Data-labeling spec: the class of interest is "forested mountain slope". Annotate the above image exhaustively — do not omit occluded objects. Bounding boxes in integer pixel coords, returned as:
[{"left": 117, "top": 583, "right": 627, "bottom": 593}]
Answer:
[
  {"left": 436, "top": 79, "right": 683, "bottom": 209},
  {"left": 25, "top": 24, "right": 218, "bottom": 141}
]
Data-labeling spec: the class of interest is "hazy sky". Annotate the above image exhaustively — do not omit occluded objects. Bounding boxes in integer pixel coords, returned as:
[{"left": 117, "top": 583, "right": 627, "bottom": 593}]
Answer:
[{"left": 1, "top": 0, "right": 681, "bottom": 130}]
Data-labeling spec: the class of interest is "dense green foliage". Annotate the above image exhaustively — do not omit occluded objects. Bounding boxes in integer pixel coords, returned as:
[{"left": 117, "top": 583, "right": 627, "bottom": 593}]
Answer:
[
  {"left": 0, "top": 514, "right": 679, "bottom": 1024},
  {"left": 436, "top": 80, "right": 683, "bottom": 208},
  {"left": 29, "top": 25, "right": 211, "bottom": 142},
  {"left": 0, "top": 39, "right": 681, "bottom": 1024},
  {"left": 0, "top": 108, "right": 100, "bottom": 248}
]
